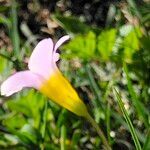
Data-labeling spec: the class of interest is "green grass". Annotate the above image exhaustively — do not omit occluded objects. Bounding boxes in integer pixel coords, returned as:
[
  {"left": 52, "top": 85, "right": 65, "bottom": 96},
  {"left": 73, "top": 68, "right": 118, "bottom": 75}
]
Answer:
[
  {"left": 0, "top": 0, "right": 149, "bottom": 149},
  {"left": 114, "top": 88, "right": 142, "bottom": 150}
]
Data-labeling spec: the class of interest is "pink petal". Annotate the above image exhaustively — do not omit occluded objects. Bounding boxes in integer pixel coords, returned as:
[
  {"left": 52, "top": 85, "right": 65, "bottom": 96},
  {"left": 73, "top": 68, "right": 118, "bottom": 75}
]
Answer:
[
  {"left": 53, "top": 53, "right": 60, "bottom": 62},
  {"left": 54, "top": 35, "right": 70, "bottom": 54},
  {"left": 28, "top": 38, "right": 54, "bottom": 78},
  {"left": 0, "top": 71, "right": 43, "bottom": 96}
]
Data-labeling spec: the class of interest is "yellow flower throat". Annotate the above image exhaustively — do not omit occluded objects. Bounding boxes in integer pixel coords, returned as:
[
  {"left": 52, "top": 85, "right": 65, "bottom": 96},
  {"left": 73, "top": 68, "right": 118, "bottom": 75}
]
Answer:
[{"left": 40, "top": 70, "right": 88, "bottom": 117}]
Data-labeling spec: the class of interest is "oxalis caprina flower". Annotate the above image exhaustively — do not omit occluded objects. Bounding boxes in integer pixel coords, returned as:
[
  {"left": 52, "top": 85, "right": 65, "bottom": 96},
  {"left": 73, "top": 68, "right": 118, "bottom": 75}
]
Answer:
[
  {"left": 1, "top": 35, "right": 87, "bottom": 116},
  {"left": 0, "top": 35, "right": 111, "bottom": 149}
]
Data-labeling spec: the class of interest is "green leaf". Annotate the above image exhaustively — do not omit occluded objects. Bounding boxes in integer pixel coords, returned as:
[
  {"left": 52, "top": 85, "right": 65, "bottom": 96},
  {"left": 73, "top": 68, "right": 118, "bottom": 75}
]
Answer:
[
  {"left": 57, "top": 109, "right": 68, "bottom": 128},
  {"left": 0, "top": 56, "right": 8, "bottom": 73},
  {"left": 143, "top": 130, "right": 150, "bottom": 150},
  {"left": 40, "top": 101, "right": 48, "bottom": 140},
  {"left": 20, "top": 124, "right": 39, "bottom": 144},
  {"left": 113, "top": 88, "right": 142, "bottom": 150},
  {"left": 71, "top": 130, "right": 81, "bottom": 149},
  {"left": 6, "top": 90, "right": 45, "bottom": 128},
  {"left": 3, "top": 114, "right": 27, "bottom": 129},
  {"left": 123, "top": 27, "right": 142, "bottom": 63},
  {"left": 7, "top": 128, "right": 35, "bottom": 146},
  {"left": 123, "top": 64, "right": 149, "bottom": 127},
  {"left": 0, "top": 15, "right": 11, "bottom": 28},
  {"left": 63, "top": 31, "right": 96, "bottom": 60},
  {"left": 97, "top": 29, "right": 116, "bottom": 60},
  {"left": 141, "top": 35, "right": 150, "bottom": 51},
  {"left": 53, "top": 14, "right": 90, "bottom": 34}
]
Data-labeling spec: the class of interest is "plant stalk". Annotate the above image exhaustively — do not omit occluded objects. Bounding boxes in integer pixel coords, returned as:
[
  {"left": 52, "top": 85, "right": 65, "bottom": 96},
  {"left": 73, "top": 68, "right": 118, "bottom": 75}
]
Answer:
[{"left": 86, "top": 113, "right": 111, "bottom": 150}]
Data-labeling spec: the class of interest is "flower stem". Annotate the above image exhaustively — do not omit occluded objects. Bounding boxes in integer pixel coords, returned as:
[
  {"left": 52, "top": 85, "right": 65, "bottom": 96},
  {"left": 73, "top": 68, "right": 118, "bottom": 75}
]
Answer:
[{"left": 86, "top": 113, "right": 111, "bottom": 150}]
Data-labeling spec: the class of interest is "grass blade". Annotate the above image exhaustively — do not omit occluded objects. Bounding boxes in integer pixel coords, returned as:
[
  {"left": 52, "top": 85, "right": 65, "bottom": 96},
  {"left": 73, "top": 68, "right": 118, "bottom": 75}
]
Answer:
[
  {"left": 126, "top": 0, "right": 142, "bottom": 20},
  {"left": 86, "top": 64, "right": 102, "bottom": 108},
  {"left": 106, "top": 103, "right": 111, "bottom": 144},
  {"left": 113, "top": 88, "right": 142, "bottom": 150},
  {"left": 143, "top": 129, "right": 150, "bottom": 150},
  {"left": 40, "top": 101, "right": 48, "bottom": 139},
  {"left": 71, "top": 130, "right": 81, "bottom": 149},
  {"left": 60, "top": 125, "right": 66, "bottom": 150},
  {"left": 123, "top": 64, "right": 149, "bottom": 127},
  {"left": 39, "top": 100, "right": 48, "bottom": 150},
  {"left": 10, "top": 0, "right": 20, "bottom": 58}
]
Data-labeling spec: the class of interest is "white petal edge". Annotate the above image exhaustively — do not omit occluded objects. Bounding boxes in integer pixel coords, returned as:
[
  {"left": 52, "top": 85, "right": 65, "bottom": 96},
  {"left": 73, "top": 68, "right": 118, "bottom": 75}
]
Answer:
[
  {"left": 54, "top": 35, "right": 70, "bottom": 53},
  {"left": 0, "top": 71, "right": 43, "bottom": 96}
]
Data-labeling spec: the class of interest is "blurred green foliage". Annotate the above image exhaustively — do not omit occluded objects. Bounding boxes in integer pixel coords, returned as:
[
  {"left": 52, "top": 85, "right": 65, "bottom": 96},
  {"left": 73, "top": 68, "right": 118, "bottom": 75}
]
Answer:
[
  {"left": 63, "top": 31, "right": 96, "bottom": 60},
  {"left": 97, "top": 29, "right": 116, "bottom": 61},
  {"left": 0, "top": 0, "right": 150, "bottom": 149}
]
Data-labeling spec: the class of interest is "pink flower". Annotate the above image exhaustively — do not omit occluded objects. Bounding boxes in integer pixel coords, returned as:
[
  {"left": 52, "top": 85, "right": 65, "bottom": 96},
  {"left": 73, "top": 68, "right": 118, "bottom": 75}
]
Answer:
[{"left": 0, "top": 36, "right": 88, "bottom": 117}]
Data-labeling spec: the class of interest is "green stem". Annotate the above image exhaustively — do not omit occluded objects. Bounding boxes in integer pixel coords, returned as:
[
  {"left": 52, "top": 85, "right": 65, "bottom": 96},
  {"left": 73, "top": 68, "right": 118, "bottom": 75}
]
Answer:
[
  {"left": 86, "top": 113, "right": 111, "bottom": 150},
  {"left": 60, "top": 125, "right": 66, "bottom": 150},
  {"left": 11, "top": 0, "right": 20, "bottom": 58}
]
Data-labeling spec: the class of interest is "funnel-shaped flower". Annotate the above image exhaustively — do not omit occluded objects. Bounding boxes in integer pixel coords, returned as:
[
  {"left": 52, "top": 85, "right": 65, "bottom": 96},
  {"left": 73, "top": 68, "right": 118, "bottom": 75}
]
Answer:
[{"left": 0, "top": 36, "right": 88, "bottom": 117}]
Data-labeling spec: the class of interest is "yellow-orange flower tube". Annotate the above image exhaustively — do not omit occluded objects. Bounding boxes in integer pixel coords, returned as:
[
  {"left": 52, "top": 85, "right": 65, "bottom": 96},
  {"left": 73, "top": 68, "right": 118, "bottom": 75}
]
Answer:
[{"left": 40, "top": 70, "right": 88, "bottom": 116}]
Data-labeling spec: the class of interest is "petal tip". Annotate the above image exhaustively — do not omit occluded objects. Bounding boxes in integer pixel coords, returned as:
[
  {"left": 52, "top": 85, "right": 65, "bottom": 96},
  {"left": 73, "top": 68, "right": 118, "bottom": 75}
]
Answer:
[
  {"left": 0, "top": 83, "right": 7, "bottom": 96},
  {"left": 1, "top": 83, "right": 23, "bottom": 97},
  {"left": 64, "top": 35, "right": 70, "bottom": 40},
  {"left": 54, "top": 35, "right": 70, "bottom": 52}
]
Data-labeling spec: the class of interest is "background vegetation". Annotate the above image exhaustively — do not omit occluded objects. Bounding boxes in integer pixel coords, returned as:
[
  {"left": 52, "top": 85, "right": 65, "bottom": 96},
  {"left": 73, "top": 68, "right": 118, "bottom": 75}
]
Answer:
[{"left": 0, "top": 0, "right": 149, "bottom": 149}]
